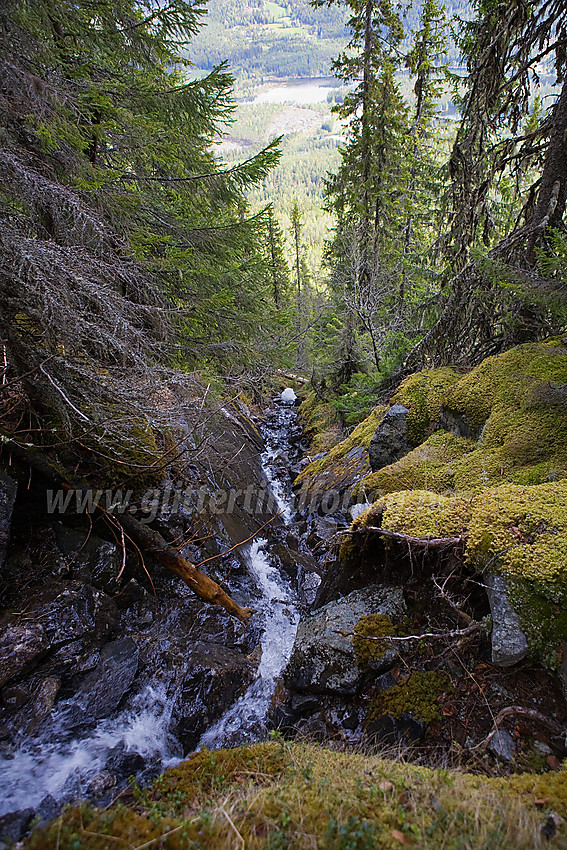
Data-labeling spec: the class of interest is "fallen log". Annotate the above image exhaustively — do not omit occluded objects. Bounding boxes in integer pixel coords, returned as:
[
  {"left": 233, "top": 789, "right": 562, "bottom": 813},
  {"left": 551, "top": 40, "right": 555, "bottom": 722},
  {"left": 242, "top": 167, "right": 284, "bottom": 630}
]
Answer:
[
  {"left": 117, "top": 513, "right": 253, "bottom": 623},
  {"left": 2, "top": 438, "right": 254, "bottom": 624}
]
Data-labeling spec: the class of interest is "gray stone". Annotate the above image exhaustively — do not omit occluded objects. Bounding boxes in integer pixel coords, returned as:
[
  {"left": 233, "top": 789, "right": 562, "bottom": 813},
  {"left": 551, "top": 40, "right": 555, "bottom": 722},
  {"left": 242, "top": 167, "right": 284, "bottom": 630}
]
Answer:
[
  {"left": 284, "top": 584, "right": 406, "bottom": 695},
  {"left": 368, "top": 404, "right": 411, "bottom": 472},
  {"left": 0, "top": 809, "right": 34, "bottom": 843},
  {"left": 86, "top": 771, "right": 116, "bottom": 798},
  {"left": 0, "top": 473, "right": 17, "bottom": 571},
  {"left": 170, "top": 642, "right": 257, "bottom": 753},
  {"left": 0, "top": 624, "right": 46, "bottom": 688},
  {"left": 488, "top": 728, "right": 516, "bottom": 762},
  {"left": 75, "top": 638, "right": 139, "bottom": 719},
  {"left": 485, "top": 574, "right": 528, "bottom": 667}
]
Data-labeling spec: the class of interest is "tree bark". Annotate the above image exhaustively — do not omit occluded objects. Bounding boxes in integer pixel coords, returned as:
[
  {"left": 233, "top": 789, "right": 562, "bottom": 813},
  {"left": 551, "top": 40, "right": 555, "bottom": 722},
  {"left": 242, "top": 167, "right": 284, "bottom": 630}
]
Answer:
[{"left": 526, "top": 75, "right": 567, "bottom": 263}]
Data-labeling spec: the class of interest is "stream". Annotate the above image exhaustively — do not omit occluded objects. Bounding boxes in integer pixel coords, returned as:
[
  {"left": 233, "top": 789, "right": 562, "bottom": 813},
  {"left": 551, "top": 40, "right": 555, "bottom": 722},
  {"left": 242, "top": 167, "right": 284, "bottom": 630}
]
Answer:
[{"left": 0, "top": 394, "right": 302, "bottom": 818}]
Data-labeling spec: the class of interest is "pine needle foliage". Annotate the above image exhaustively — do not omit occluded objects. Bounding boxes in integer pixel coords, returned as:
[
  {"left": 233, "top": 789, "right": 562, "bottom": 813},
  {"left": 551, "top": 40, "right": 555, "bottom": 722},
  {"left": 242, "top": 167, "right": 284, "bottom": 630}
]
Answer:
[{"left": 0, "top": 0, "right": 283, "bottom": 479}]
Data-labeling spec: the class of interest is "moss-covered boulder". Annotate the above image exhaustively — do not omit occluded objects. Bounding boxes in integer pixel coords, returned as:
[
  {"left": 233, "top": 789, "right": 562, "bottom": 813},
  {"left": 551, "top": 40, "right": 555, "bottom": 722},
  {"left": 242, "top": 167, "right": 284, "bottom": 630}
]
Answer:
[
  {"left": 359, "top": 338, "right": 567, "bottom": 501},
  {"left": 294, "top": 405, "right": 387, "bottom": 515},
  {"left": 347, "top": 479, "right": 567, "bottom": 669}
]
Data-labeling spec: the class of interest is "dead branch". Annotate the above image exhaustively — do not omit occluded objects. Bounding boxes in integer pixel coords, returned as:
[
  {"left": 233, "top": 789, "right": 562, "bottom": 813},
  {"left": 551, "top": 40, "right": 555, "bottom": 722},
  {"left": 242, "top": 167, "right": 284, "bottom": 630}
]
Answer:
[
  {"left": 476, "top": 706, "right": 564, "bottom": 751},
  {"left": 342, "top": 526, "right": 466, "bottom": 547},
  {"left": 336, "top": 622, "right": 485, "bottom": 643}
]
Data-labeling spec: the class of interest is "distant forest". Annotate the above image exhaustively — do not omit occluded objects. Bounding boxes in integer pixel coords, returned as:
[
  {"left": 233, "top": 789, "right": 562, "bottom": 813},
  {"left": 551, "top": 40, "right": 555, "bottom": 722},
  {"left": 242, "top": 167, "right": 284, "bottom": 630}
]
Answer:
[{"left": 187, "top": 0, "right": 473, "bottom": 79}]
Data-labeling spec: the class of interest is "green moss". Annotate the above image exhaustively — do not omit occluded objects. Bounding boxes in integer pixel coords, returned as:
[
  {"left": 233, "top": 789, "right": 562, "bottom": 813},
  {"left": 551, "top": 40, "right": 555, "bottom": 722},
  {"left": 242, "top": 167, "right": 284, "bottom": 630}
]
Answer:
[
  {"left": 352, "top": 490, "right": 471, "bottom": 540},
  {"left": 297, "top": 392, "right": 340, "bottom": 453},
  {"left": 358, "top": 432, "right": 475, "bottom": 500},
  {"left": 354, "top": 614, "right": 399, "bottom": 669},
  {"left": 465, "top": 480, "right": 567, "bottom": 586},
  {"left": 23, "top": 741, "right": 567, "bottom": 849},
  {"left": 391, "top": 367, "right": 461, "bottom": 444},
  {"left": 447, "top": 339, "right": 567, "bottom": 432},
  {"left": 367, "top": 671, "right": 454, "bottom": 725}
]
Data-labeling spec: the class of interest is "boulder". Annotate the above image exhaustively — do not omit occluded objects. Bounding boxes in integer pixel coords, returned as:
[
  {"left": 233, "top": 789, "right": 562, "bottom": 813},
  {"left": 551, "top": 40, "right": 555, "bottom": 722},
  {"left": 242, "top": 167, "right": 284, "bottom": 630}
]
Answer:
[
  {"left": 53, "top": 525, "right": 123, "bottom": 592},
  {"left": 0, "top": 473, "right": 17, "bottom": 571},
  {"left": 485, "top": 575, "right": 528, "bottom": 667},
  {"left": 0, "top": 624, "right": 46, "bottom": 688},
  {"left": 74, "top": 638, "right": 139, "bottom": 719},
  {"left": 284, "top": 584, "right": 405, "bottom": 695},
  {"left": 42, "top": 583, "right": 119, "bottom": 647},
  {"left": 368, "top": 404, "right": 411, "bottom": 472},
  {"left": 170, "top": 642, "right": 257, "bottom": 753},
  {"left": 0, "top": 809, "right": 34, "bottom": 846}
]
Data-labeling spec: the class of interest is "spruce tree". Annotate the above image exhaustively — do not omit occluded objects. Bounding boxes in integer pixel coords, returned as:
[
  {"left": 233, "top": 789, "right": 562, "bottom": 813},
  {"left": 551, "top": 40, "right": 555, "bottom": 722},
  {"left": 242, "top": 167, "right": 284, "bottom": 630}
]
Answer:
[{"left": 0, "top": 0, "right": 282, "bottom": 473}]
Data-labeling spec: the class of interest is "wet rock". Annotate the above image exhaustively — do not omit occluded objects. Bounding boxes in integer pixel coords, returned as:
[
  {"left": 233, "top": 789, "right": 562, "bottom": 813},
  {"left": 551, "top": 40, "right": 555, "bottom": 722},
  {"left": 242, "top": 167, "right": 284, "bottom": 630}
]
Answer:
[
  {"left": 485, "top": 575, "right": 528, "bottom": 667},
  {"left": 1, "top": 685, "right": 30, "bottom": 713},
  {"left": 368, "top": 404, "right": 411, "bottom": 472},
  {"left": 270, "top": 542, "right": 319, "bottom": 583},
  {"left": 170, "top": 641, "right": 257, "bottom": 753},
  {"left": 30, "top": 677, "right": 61, "bottom": 724},
  {"left": 365, "top": 713, "right": 427, "bottom": 745},
  {"left": 114, "top": 578, "right": 146, "bottom": 609},
  {"left": 307, "top": 516, "right": 340, "bottom": 547},
  {"left": 0, "top": 473, "right": 17, "bottom": 572},
  {"left": 284, "top": 584, "right": 405, "bottom": 695},
  {"left": 53, "top": 525, "right": 123, "bottom": 592},
  {"left": 39, "top": 583, "right": 119, "bottom": 647},
  {"left": 0, "top": 809, "right": 34, "bottom": 845},
  {"left": 105, "top": 745, "right": 146, "bottom": 777},
  {"left": 36, "top": 795, "right": 60, "bottom": 824},
  {"left": 86, "top": 771, "right": 116, "bottom": 798},
  {"left": 488, "top": 728, "right": 516, "bottom": 762},
  {"left": 0, "top": 624, "right": 46, "bottom": 688},
  {"left": 47, "top": 640, "right": 101, "bottom": 676},
  {"left": 74, "top": 638, "right": 139, "bottom": 719},
  {"left": 291, "top": 693, "right": 321, "bottom": 715}
]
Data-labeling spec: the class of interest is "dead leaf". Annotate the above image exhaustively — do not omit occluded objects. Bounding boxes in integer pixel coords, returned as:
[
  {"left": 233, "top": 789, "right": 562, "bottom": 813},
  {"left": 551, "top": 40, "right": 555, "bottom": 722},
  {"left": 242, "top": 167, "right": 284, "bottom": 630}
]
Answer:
[
  {"left": 546, "top": 755, "right": 561, "bottom": 771},
  {"left": 391, "top": 829, "right": 408, "bottom": 844},
  {"left": 378, "top": 780, "right": 394, "bottom": 792},
  {"left": 442, "top": 704, "right": 456, "bottom": 716}
]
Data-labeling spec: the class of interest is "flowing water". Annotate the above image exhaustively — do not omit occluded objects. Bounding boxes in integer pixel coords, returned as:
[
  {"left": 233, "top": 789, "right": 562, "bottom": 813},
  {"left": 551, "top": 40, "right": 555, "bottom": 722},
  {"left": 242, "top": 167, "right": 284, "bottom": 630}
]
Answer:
[{"left": 0, "top": 395, "right": 301, "bottom": 817}]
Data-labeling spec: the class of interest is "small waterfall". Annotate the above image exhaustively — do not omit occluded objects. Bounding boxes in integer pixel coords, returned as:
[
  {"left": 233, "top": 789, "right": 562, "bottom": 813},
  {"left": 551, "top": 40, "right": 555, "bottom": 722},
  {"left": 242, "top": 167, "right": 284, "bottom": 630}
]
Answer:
[
  {"left": 0, "top": 681, "right": 180, "bottom": 816},
  {"left": 199, "top": 538, "right": 299, "bottom": 748},
  {"left": 0, "top": 392, "right": 302, "bottom": 816}
]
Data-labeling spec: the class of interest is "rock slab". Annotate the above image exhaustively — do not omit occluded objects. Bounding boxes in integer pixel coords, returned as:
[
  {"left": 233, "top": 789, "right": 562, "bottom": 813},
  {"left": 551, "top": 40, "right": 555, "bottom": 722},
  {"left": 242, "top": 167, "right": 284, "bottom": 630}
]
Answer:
[
  {"left": 485, "top": 574, "right": 528, "bottom": 667},
  {"left": 368, "top": 404, "right": 411, "bottom": 472},
  {"left": 284, "top": 584, "right": 406, "bottom": 695}
]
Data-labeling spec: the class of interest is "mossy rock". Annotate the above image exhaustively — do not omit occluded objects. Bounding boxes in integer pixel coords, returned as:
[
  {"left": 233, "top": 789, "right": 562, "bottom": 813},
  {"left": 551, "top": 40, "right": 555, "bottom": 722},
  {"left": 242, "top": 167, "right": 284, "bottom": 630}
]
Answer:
[
  {"left": 353, "top": 614, "right": 401, "bottom": 669},
  {"left": 366, "top": 671, "right": 454, "bottom": 725},
  {"left": 391, "top": 366, "right": 461, "bottom": 444},
  {"left": 447, "top": 339, "right": 567, "bottom": 432},
  {"left": 466, "top": 480, "right": 567, "bottom": 588},
  {"left": 351, "top": 489, "right": 472, "bottom": 540},
  {"left": 357, "top": 431, "right": 476, "bottom": 500}
]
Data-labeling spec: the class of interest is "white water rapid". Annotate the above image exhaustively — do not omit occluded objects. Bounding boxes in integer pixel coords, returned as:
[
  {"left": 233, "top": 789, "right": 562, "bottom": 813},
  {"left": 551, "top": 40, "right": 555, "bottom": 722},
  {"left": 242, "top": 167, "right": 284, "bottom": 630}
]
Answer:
[{"left": 0, "top": 397, "right": 301, "bottom": 817}]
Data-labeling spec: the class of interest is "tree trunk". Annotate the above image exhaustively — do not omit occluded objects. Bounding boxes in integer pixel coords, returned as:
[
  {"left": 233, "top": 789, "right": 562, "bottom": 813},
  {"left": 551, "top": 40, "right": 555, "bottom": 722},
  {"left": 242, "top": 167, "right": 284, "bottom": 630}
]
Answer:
[{"left": 526, "top": 75, "right": 567, "bottom": 263}]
